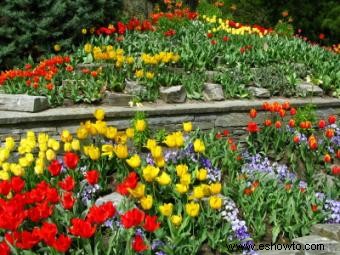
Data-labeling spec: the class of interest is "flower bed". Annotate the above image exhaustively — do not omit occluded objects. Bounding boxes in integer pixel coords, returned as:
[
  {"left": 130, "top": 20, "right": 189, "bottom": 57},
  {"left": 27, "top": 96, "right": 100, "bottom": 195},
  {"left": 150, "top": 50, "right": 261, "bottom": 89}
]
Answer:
[
  {"left": 0, "top": 6, "right": 339, "bottom": 107},
  {"left": 0, "top": 101, "right": 338, "bottom": 254}
]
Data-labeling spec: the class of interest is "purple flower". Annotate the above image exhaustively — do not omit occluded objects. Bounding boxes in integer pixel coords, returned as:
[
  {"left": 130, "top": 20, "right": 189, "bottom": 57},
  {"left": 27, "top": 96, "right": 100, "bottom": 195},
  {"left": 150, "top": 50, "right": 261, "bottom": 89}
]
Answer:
[{"left": 221, "top": 198, "right": 257, "bottom": 255}]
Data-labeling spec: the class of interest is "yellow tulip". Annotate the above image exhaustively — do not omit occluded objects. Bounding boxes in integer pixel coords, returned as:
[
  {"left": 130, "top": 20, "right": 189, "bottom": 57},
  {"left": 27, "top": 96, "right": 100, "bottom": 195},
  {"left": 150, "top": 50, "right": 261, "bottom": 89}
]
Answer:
[
  {"left": 53, "top": 44, "right": 61, "bottom": 52},
  {"left": 175, "top": 183, "right": 189, "bottom": 194},
  {"left": 10, "top": 164, "right": 24, "bottom": 176},
  {"left": 77, "top": 127, "right": 88, "bottom": 140},
  {"left": 155, "top": 156, "right": 165, "bottom": 168},
  {"left": 34, "top": 164, "right": 44, "bottom": 175},
  {"left": 88, "top": 145, "right": 100, "bottom": 160},
  {"left": 171, "top": 215, "right": 182, "bottom": 226},
  {"left": 151, "top": 146, "right": 162, "bottom": 159},
  {"left": 37, "top": 151, "right": 45, "bottom": 160},
  {"left": 39, "top": 142, "right": 48, "bottom": 152},
  {"left": 38, "top": 133, "right": 49, "bottom": 144},
  {"left": 114, "top": 144, "right": 128, "bottom": 159},
  {"left": 125, "top": 128, "right": 134, "bottom": 138},
  {"left": 64, "top": 142, "right": 72, "bottom": 152},
  {"left": 145, "top": 72, "right": 154, "bottom": 79},
  {"left": 174, "top": 132, "right": 184, "bottom": 147},
  {"left": 156, "top": 171, "right": 171, "bottom": 185},
  {"left": 159, "top": 203, "right": 173, "bottom": 217},
  {"left": 176, "top": 164, "right": 188, "bottom": 177},
  {"left": 180, "top": 173, "right": 191, "bottom": 185},
  {"left": 94, "top": 120, "right": 107, "bottom": 135},
  {"left": 210, "top": 183, "right": 222, "bottom": 194},
  {"left": 0, "top": 149, "right": 10, "bottom": 162},
  {"left": 128, "top": 183, "right": 145, "bottom": 198},
  {"left": 53, "top": 141, "right": 60, "bottom": 151},
  {"left": 5, "top": 137, "right": 15, "bottom": 151},
  {"left": 46, "top": 149, "right": 56, "bottom": 161},
  {"left": 164, "top": 134, "right": 175, "bottom": 147},
  {"left": 142, "top": 165, "right": 160, "bottom": 182},
  {"left": 209, "top": 196, "right": 222, "bottom": 209},
  {"left": 81, "top": 28, "right": 87, "bottom": 34},
  {"left": 116, "top": 133, "right": 127, "bottom": 144},
  {"left": 102, "top": 144, "right": 114, "bottom": 157},
  {"left": 196, "top": 168, "right": 207, "bottom": 181},
  {"left": 135, "top": 119, "right": 147, "bottom": 132},
  {"left": 0, "top": 170, "right": 10, "bottom": 180},
  {"left": 126, "top": 154, "right": 141, "bottom": 168},
  {"left": 140, "top": 195, "right": 153, "bottom": 210},
  {"left": 2, "top": 162, "right": 10, "bottom": 172},
  {"left": 26, "top": 131, "right": 35, "bottom": 139},
  {"left": 135, "top": 69, "right": 144, "bottom": 78},
  {"left": 145, "top": 139, "right": 157, "bottom": 151},
  {"left": 71, "top": 139, "right": 80, "bottom": 151},
  {"left": 94, "top": 109, "right": 105, "bottom": 121},
  {"left": 183, "top": 122, "right": 192, "bottom": 132},
  {"left": 25, "top": 153, "right": 34, "bottom": 163},
  {"left": 106, "top": 127, "right": 117, "bottom": 139},
  {"left": 18, "top": 157, "right": 29, "bottom": 168},
  {"left": 194, "top": 139, "right": 205, "bottom": 153},
  {"left": 185, "top": 202, "right": 200, "bottom": 217},
  {"left": 201, "top": 184, "right": 211, "bottom": 196},
  {"left": 192, "top": 186, "right": 204, "bottom": 199},
  {"left": 61, "top": 130, "right": 72, "bottom": 143}
]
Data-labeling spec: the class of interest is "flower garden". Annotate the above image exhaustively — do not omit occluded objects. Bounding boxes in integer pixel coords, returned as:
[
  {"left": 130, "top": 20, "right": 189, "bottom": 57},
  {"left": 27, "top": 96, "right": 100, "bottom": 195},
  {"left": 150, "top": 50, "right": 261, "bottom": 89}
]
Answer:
[
  {"left": 0, "top": 1, "right": 339, "bottom": 255},
  {"left": 0, "top": 2, "right": 339, "bottom": 106}
]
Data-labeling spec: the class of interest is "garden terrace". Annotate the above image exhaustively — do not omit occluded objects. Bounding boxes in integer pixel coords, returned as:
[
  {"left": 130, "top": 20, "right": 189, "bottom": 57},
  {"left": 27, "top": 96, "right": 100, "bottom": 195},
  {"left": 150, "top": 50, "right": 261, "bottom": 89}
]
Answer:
[{"left": 0, "top": 97, "right": 339, "bottom": 142}]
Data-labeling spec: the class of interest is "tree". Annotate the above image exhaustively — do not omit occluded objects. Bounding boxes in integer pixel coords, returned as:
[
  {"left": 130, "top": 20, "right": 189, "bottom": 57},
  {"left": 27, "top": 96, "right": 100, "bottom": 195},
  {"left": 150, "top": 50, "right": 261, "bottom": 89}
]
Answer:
[{"left": 0, "top": 0, "right": 121, "bottom": 69}]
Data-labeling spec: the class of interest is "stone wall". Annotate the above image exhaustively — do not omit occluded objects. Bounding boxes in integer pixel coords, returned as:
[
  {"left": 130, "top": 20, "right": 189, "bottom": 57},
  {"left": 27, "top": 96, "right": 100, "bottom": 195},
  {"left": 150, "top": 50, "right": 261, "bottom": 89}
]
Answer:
[{"left": 0, "top": 98, "right": 339, "bottom": 142}]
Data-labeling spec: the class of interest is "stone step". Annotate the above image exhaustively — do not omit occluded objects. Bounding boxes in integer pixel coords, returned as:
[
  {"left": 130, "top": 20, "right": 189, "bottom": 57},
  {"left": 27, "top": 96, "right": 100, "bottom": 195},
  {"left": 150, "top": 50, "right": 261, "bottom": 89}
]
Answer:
[
  {"left": 292, "top": 235, "right": 340, "bottom": 255},
  {"left": 0, "top": 94, "right": 49, "bottom": 112},
  {"left": 311, "top": 224, "right": 340, "bottom": 241}
]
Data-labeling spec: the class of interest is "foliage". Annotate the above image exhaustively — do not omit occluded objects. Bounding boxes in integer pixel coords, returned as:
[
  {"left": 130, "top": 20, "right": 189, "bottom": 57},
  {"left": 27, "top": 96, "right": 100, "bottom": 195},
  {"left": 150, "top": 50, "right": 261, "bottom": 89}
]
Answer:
[
  {"left": 0, "top": 0, "right": 122, "bottom": 69},
  {"left": 251, "top": 65, "right": 296, "bottom": 97}
]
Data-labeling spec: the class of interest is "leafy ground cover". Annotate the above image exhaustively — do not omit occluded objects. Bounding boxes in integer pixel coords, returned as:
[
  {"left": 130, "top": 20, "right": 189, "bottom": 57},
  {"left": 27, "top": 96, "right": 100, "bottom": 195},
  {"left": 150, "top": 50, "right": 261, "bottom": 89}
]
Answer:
[
  {"left": 0, "top": 101, "right": 338, "bottom": 254},
  {"left": 0, "top": 4, "right": 339, "bottom": 106}
]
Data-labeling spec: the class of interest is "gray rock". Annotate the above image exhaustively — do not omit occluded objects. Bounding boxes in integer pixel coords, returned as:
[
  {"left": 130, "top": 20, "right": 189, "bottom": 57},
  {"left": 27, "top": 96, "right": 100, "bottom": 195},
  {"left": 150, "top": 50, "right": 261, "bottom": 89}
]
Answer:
[
  {"left": 160, "top": 85, "right": 186, "bottom": 103},
  {"left": 103, "top": 91, "right": 133, "bottom": 106},
  {"left": 124, "top": 79, "right": 147, "bottom": 95},
  {"left": 203, "top": 83, "right": 224, "bottom": 101},
  {"left": 95, "top": 192, "right": 124, "bottom": 207},
  {"left": 292, "top": 235, "right": 340, "bottom": 255},
  {"left": 205, "top": 71, "right": 220, "bottom": 82},
  {"left": 76, "top": 63, "right": 114, "bottom": 70},
  {"left": 0, "top": 94, "right": 49, "bottom": 112},
  {"left": 248, "top": 87, "right": 270, "bottom": 98},
  {"left": 312, "top": 224, "right": 340, "bottom": 241},
  {"left": 297, "top": 82, "right": 324, "bottom": 96},
  {"left": 215, "top": 112, "right": 266, "bottom": 127}
]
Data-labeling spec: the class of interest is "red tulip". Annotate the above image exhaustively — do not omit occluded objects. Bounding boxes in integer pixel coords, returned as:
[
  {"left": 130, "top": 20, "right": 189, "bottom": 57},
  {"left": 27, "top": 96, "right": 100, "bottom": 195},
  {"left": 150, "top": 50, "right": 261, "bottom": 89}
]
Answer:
[
  {"left": 143, "top": 215, "right": 160, "bottom": 232},
  {"left": 249, "top": 108, "right": 257, "bottom": 118},
  {"left": 264, "top": 119, "right": 272, "bottom": 127},
  {"left": 328, "top": 115, "right": 336, "bottom": 124},
  {"left": 288, "top": 119, "right": 295, "bottom": 128},
  {"left": 275, "top": 121, "right": 282, "bottom": 129},
  {"left": 63, "top": 152, "right": 79, "bottom": 169},
  {"left": 323, "top": 154, "right": 331, "bottom": 163},
  {"left": 247, "top": 122, "right": 259, "bottom": 133},
  {"left": 132, "top": 235, "right": 148, "bottom": 252},
  {"left": 48, "top": 160, "right": 62, "bottom": 176},
  {"left": 85, "top": 170, "right": 100, "bottom": 185}
]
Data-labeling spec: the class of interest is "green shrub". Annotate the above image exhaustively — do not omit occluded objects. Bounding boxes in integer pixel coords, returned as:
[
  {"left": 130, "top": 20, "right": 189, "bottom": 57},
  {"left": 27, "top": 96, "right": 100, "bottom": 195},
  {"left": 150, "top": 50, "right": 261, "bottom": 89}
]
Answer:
[
  {"left": 0, "top": 0, "right": 121, "bottom": 69},
  {"left": 197, "top": 0, "right": 222, "bottom": 17}
]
